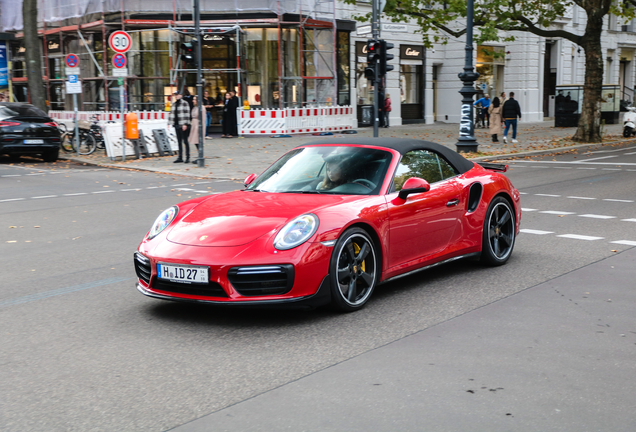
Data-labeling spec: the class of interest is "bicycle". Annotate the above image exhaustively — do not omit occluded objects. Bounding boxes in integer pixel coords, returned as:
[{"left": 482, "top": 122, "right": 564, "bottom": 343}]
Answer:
[{"left": 60, "top": 127, "right": 97, "bottom": 155}]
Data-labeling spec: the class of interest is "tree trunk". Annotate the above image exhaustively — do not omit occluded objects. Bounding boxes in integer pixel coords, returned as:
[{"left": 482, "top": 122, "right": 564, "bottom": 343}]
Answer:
[
  {"left": 572, "top": 4, "right": 607, "bottom": 142},
  {"left": 22, "top": 0, "right": 46, "bottom": 112}
]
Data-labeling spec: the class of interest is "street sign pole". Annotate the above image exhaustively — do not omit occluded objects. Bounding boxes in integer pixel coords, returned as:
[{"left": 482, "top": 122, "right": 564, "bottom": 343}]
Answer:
[
  {"left": 120, "top": 82, "right": 125, "bottom": 162},
  {"left": 74, "top": 94, "right": 79, "bottom": 156},
  {"left": 194, "top": 0, "right": 205, "bottom": 167},
  {"left": 372, "top": 0, "right": 379, "bottom": 138}
]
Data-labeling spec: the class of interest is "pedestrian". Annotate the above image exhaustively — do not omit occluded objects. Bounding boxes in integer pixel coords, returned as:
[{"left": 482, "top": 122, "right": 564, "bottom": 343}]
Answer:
[
  {"left": 501, "top": 91, "right": 522, "bottom": 144},
  {"left": 168, "top": 91, "right": 191, "bottom": 163},
  {"left": 500, "top": 92, "right": 507, "bottom": 105},
  {"left": 383, "top": 94, "right": 392, "bottom": 128},
  {"left": 473, "top": 93, "right": 490, "bottom": 127},
  {"left": 488, "top": 97, "right": 502, "bottom": 142},
  {"left": 183, "top": 89, "right": 194, "bottom": 110},
  {"left": 189, "top": 96, "right": 200, "bottom": 163},
  {"left": 203, "top": 90, "right": 213, "bottom": 137},
  {"left": 378, "top": 92, "right": 385, "bottom": 128},
  {"left": 222, "top": 91, "right": 239, "bottom": 138}
]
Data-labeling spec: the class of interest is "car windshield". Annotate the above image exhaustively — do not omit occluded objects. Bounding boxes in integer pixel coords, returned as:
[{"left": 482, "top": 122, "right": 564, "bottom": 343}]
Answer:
[{"left": 246, "top": 146, "right": 394, "bottom": 195}]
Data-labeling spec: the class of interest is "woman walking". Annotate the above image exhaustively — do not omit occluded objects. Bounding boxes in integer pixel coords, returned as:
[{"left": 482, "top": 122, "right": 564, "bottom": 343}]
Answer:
[
  {"left": 189, "top": 96, "right": 200, "bottom": 163},
  {"left": 488, "top": 97, "right": 502, "bottom": 142}
]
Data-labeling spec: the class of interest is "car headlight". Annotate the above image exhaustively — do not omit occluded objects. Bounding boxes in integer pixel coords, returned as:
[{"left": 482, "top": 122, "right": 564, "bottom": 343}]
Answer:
[
  {"left": 274, "top": 214, "right": 319, "bottom": 250},
  {"left": 147, "top": 206, "right": 178, "bottom": 240}
]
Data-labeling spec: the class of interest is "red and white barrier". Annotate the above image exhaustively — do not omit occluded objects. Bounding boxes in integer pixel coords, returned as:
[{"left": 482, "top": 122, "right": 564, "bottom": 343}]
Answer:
[
  {"left": 50, "top": 106, "right": 356, "bottom": 137},
  {"left": 239, "top": 105, "right": 354, "bottom": 135}
]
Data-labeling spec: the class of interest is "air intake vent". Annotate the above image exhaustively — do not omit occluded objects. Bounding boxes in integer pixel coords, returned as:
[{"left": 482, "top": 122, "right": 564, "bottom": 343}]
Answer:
[
  {"left": 467, "top": 183, "right": 483, "bottom": 213},
  {"left": 227, "top": 265, "right": 295, "bottom": 296},
  {"left": 134, "top": 252, "right": 151, "bottom": 285}
]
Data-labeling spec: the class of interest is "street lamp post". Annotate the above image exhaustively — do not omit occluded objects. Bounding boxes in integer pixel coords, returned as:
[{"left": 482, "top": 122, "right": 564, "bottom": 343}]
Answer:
[{"left": 455, "top": 0, "right": 479, "bottom": 153}]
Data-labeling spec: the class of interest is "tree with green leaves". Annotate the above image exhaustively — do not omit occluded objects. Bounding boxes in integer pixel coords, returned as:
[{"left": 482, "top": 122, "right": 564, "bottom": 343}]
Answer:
[
  {"left": 22, "top": 0, "right": 46, "bottom": 112},
  {"left": 350, "top": 0, "right": 635, "bottom": 142}
]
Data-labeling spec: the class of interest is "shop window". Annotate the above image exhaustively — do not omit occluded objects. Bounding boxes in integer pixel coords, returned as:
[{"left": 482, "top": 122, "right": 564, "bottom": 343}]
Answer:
[
  {"left": 49, "top": 83, "right": 65, "bottom": 110},
  {"left": 400, "top": 64, "right": 421, "bottom": 104},
  {"left": 476, "top": 46, "right": 504, "bottom": 96},
  {"left": 337, "top": 31, "right": 350, "bottom": 106}
]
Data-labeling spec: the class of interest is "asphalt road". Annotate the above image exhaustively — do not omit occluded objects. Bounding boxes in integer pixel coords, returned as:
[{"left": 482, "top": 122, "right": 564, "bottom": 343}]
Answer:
[{"left": 0, "top": 143, "right": 634, "bottom": 431}]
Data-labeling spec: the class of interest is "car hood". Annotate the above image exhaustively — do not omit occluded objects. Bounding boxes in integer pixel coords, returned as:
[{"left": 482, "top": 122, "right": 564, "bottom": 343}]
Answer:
[{"left": 166, "top": 191, "right": 357, "bottom": 247}]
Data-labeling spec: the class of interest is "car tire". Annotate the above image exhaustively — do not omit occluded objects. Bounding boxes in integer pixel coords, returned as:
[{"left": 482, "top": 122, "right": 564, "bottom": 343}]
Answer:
[
  {"left": 329, "top": 227, "right": 378, "bottom": 312},
  {"left": 42, "top": 149, "right": 59, "bottom": 162},
  {"left": 480, "top": 196, "right": 516, "bottom": 266}
]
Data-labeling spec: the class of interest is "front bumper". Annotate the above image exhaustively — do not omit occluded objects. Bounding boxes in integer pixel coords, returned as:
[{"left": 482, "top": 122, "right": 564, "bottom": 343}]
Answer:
[{"left": 135, "top": 238, "right": 333, "bottom": 307}]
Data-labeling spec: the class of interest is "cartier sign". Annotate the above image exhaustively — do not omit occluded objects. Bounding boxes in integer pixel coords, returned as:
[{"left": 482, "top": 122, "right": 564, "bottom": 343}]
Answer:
[{"left": 400, "top": 45, "right": 424, "bottom": 60}]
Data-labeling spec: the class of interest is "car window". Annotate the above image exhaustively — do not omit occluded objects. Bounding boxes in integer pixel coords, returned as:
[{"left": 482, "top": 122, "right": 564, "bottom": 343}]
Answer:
[
  {"left": 0, "top": 106, "right": 19, "bottom": 120},
  {"left": 0, "top": 104, "right": 47, "bottom": 118},
  {"left": 392, "top": 149, "right": 458, "bottom": 191},
  {"left": 246, "top": 146, "right": 393, "bottom": 195}
]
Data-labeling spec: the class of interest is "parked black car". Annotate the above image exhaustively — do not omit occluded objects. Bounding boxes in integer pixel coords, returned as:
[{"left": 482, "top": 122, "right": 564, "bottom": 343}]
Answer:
[{"left": 0, "top": 103, "right": 61, "bottom": 162}]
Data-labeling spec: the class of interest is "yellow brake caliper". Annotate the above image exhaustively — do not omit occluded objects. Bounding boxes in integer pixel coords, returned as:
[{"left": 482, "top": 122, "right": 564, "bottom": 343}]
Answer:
[{"left": 353, "top": 242, "right": 365, "bottom": 273}]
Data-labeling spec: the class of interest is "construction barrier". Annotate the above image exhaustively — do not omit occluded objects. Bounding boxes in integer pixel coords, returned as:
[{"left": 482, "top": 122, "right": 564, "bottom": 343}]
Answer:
[{"left": 238, "top": 106, "right": 355, "bottom": 135}]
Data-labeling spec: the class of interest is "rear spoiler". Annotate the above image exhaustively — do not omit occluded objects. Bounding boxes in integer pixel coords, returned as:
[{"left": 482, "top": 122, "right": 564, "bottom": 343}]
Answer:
[{"left": 477, "top": 162, "right": 509, "bottom": 172}]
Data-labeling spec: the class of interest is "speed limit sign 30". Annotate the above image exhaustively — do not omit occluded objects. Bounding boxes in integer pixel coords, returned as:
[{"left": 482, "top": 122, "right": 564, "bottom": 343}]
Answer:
[{"left": 109, "top": 31, "right": 132, "bottom": 54}]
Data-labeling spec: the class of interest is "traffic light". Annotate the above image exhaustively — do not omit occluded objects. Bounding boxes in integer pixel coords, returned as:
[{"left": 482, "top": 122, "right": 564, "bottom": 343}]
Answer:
[
  {"left": 365, "top": 39, "right": 381, "bottom": 81},
  {"left": 181, "top": 38, "right": 198, "bottom": 68},
  {"left": 380, "top": 40, "right": 395, "bottom": 77}
]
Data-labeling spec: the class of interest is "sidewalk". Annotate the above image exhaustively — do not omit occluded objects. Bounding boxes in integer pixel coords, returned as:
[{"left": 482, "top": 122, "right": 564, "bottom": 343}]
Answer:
[{"left": 62, "top": 121, "right": 628, "bottom": 180}]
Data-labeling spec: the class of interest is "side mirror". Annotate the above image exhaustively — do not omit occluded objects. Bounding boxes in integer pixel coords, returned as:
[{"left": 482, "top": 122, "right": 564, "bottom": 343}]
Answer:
[
  {"left": 244, "top": 173, "right": 257, "bottom": 187},
  {"left": 397, "top": 177, "right": 430, "bottom": 200}
]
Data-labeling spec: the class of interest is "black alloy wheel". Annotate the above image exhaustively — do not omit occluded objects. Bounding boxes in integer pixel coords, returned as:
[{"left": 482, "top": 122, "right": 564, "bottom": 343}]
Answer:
[
  {"left": 481, "top": 196, "right": 516, "bottom": 265},
  {"left": 329, "top": 227, "right": 378, "bottom": 312}
]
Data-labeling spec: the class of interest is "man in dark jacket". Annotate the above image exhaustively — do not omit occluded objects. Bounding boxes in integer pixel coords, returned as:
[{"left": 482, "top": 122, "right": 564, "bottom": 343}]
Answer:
[{"left": 501, "top": 91, "right": 521, "bottom": 144}]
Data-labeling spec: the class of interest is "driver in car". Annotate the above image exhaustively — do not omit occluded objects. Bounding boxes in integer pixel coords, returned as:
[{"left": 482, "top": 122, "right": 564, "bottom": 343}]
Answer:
[{"left": 317, "top": 154, "right": 350, "bottom": 190}]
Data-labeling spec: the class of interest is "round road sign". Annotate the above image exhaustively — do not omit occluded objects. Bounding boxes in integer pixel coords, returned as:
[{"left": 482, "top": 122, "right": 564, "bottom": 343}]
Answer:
[
  {"left": 109, "top": 31, "right": 132, "bottom": 54},
  {"left": 112, "top": 53, "right": 127, "bottom": 68},
  {"left": 65, "top": 53, "right": 79, "bottom": 68}
]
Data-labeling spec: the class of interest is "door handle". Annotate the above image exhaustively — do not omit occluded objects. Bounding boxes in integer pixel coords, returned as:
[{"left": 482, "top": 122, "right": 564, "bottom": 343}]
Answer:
[{"left": 446, "top": 199, "right": 460, "bottom": 207}]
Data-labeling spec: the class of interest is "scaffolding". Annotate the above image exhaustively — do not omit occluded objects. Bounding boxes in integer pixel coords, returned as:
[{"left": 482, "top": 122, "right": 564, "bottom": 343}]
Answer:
[{"left": 2, "top": 0, "right": 338, "bottom": 111}]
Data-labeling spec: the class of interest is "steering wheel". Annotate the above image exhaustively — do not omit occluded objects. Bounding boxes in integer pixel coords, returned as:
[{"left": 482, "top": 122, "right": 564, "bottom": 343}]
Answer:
[{"left": 352, "top": 179, "right": 375, "bottom": 190}]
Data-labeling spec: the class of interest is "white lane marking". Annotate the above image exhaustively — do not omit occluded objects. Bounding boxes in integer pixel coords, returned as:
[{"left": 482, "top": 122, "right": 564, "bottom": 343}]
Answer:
[
  {"left": 603, "top": 199, "right": 634, "bottom": 203},
  {"left": 576, "top": 167, "right": 597, "bottom": 170},
  {"left": 121, "top": 188, "right": 142, "bottom": 192},
  {"left": 172, "top": 183, "right": 190, "bottom": 187},
  {"left": 0, "top": 198, "right": 26, "bottom": 202},
  {"left": 31, "top": 195, "right": 58, "bottom": 199},
  {"left": 535, "top": 194, "right": 561, "bottom": 197},
  {"left": 520, "top": 229, "right": 554, "bottom": 235},
  {"left": 579, "top": 155, "right": 619, "bottom": 162},
  {"left": 612, "top": 240, "right": 636, "bottom": 246},
  {"left": 622, "top": 218, "right": 636, "bottom": 222},
  {"left": 193, "top": 181, "right": 211, "bottom": 185},
  {"left": 519, "top": 192, "right": 528, "bottom": 195},
  {"left": 175, "top": 188, "right": 195, "bottom": 191},
  {"left": 625, "top": 151, "right": 636, "bottom": 155},
  {"left": 566, "top": 196, "right": 596, "bottom": 200},
  {"left": 1, "top": 174, "right": 21, "bottom": 177},
  {"left": 521, "top": 208, "right": 537, "bottom": 212},
  {"left": 146, "top": 186, "right": 160, "bottom": 189},
  {"left": 540, "top": 210, "right": 576, "bottom": 215},
  {"left": 578, "top": 214, "right": 616, "bottom": 219},
  {"left": 63, "top": 193, "right": 88, "bottom": 196},
  {"left": 557, "top": 234, "right": 604, "bottom": 241},
  {"left": 530, "top": 166, "right": 550, "bottom": 168},
  {"left": 25, "top": 173, "right": 45, "bottom": 176},
  {"left": 92, "top": 190, "right": 114, "bottom": 194},
  {"left": 602, "top": 168, "right": 622, "bottom": 171}
]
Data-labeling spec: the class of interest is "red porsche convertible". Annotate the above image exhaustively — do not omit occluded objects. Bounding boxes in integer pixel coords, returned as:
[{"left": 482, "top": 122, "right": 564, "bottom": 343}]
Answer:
[{"left": 135, "top": 138, "right": 521, "bottom": 312}]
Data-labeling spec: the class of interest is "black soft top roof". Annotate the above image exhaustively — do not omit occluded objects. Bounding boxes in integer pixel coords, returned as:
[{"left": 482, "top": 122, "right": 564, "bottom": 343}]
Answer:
[{"left": 301, "top": 137, "right": 475, "bottom": 174}]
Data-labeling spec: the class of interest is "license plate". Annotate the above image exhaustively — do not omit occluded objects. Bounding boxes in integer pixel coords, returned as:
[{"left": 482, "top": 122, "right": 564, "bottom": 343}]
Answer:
[
  {"left": 24, "top": 139, "right": 44, "bottom": 144},
  {"left": 157, "top": 263, "right": 209, "bottom": 284}
]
